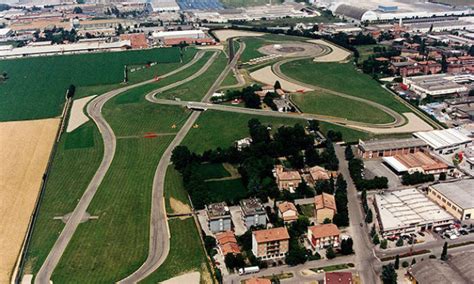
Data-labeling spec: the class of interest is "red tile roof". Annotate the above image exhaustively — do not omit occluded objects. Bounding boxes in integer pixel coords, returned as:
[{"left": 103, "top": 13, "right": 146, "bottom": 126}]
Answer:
[
  {"left": 245, "top": 278, "right": 271, "bottom": 284},
  {"left": 216, "top": 231, "right": 240, "bottom": 256},
  {"left": 325, "top": 272, "right": 353, "bottom": 284},
  {"left": 308, "top": 224, "right": 340, "bottom": 239},
  {"left": 315, "top": 193, "right": 337, "bottom": 211},
  {"left": 253, "top": 227, "right": 290, "bottom": 243}
]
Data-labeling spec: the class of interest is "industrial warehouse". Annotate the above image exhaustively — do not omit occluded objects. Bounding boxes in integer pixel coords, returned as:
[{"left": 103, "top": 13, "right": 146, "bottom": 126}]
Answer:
[
  {"left": 357, "top": 137, "right": 428, "bottom": 159},
  {"left": 427, "top": 179, "right": 474, "bottom": 221},
  {"left": 413, "top": 129, "right": 472, "bottom": 155},
  {"left": 374, "top": 188, "right": 454, "bottom": 237}
]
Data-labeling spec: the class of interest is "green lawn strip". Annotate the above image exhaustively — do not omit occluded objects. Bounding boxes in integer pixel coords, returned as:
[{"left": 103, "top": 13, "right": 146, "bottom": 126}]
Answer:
[
  {"left": 300, "top": 204, "right": 315, "bottom": 218},
  {"left": 311, "top": 263, "right": 355, "bottom": 272},
  {"left": 291, "top": 92, "right": 394, "bottom": 124},
  {"left": 204, "top": 178, "right": 248, "bottom": 203},
  {"left": 52, "top": 137, "right": 174, "bottom": 283},
  {"left": 160, "top": 51, "right": 228, "bottom": 102},
  {"left": 356, "top": 44, "right": 384, "bottom": 62},
  {"left": 197, "top": 163, "right": 231, "bottom": 180},
  {"left": 280, "top": 59, "right": 411, "bottom": 113},
  {"left": 141, "top": 217, "right": 211, "bottom": 283},
  {"left": 24, "top": 121, "right": 103, "bottom": 275},
  {"left": 64, "top": 124, "right": 95, "bottom": 150},
  {"left": 0, "top": 47, "right": 184, "bottom": 121},
  {"left": 221, "top": 70, "right": 239, "bottom": 87},
  {"left": 164, "top": 166, "right": 190, "bottom": 214}
]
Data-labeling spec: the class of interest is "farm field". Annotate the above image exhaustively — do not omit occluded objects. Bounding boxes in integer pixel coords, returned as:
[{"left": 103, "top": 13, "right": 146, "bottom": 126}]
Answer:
[
  {"left": 290, "top": 92, "right": 394, "bottom": 124},
  {"left": 141, "top": 217, "right": 212, "bottom": 283},
  {"left": 280, "top": 59, "right": 412, "bottom": 113},
  {"left": 0, "top": 118, "right": 60, "bottom": 283},
  {"left": 23, "top": 122, "right": 104, "bottom": 276},
  {"left": 161, "top": 52, "right": 228, "bottom": 101},
  {"left": 0, "top": 47, "right": 184, "bottom": 121}
]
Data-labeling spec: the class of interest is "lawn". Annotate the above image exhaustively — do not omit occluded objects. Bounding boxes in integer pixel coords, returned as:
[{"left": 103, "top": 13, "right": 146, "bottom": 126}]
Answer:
[
  {"left": 311, "top": 263, "right": 355, "bottom": 272},
  {"left": 356, "top": 44, "right": 384, "bottom": 62},
  {"left": 221, "top": 71, "right": 239, "bottom": 87},
  {"left": 280, "top": 59, "right": 411, "bottom": 113},
  {"left": 164, "top": 166, "right": 190, "bottom": 214},
  {"left": 205, "top": 178, "right": 248, "bottom": 204},
  {"left": 197, "top": 163, "right": 231, "bottom": 180},
  {"left": 0, "top": 47, "right": 185, "bottom": 121},
  {"left": 319, "top": 121, "right": 371, "bottom": 143},
  {"left": 290, "top": 92, "right": 394, "bottom": 124},
  {"left": 300, "top": 204, "right": 315, "bottom": 218},
  {"left": 24, "top": 121, "right": 103, "bottom": 275},
  {"left": 141, "top": 217, "right": 212, "bottom": 283},
  {"left": 160, "top": 51, "right": 228, "bottom": 101}
]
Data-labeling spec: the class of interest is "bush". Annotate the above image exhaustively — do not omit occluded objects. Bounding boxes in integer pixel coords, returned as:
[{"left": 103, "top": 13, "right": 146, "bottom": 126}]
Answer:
[
  {"left": 401, "top": 172, "right": 435, "bottom": 185},
  {"left": 402, "top": 261, "right": 409, "bottom": 268},
  {"left": 380, "top": 239, "right": 388, "bottom": 249},
  {"left": 326, "top": 246, "right": 336, "bottom": 259},
  {"left": 396, "top": 238, "right": 404, "bottom": 247}
]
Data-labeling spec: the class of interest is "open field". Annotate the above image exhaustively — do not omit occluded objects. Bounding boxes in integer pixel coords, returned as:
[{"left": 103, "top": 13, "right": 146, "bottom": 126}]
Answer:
[
  {"left": 308, "top": 39, "right": 351, "bottom": 62},
  {"left": 290, "top": 92, "right": 394, "bottom": 124},
  {"left": 142, "top": 217, "right": 212, "bottom": 283},
  {"left": 0, "top": 118, "right": 59, "bottom": 283},
  {"left": 160, "top": 52, "right": 228, "bottom": 101},
  {"left": 280, "top": 59, "right": 411, "bottom": 113},
  {"left": 356, "top": 44, "right": 384, "bottom": 62},
  {"left": 0, "top": 47, "right": 184, "bottom": 121},
  {"left": 205, "top": 178, "right": 248, "bottom": 203},
  {"left": 24, "top": 122, "right": 103, "bottom": 276},
  {"left": 164, "top": 166, "right": 191, "bottom": 214},
  {"left": 250, "top": 66, "right": 313, "bottom": 92}
]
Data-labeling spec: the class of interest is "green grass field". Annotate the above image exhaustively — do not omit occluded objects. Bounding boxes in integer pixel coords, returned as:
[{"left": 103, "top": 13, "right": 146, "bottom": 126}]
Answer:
[
  {"left": 221, "top": 71, "right": 239, "bottom": 87},
  {"left": 280, "top": 59, "right": 411, "bottom": 113},
  {"left": 205, "top": 178, "right": 248, "bottom": 203},
  {"left": 0, "top": 47, "right": 184, "bottom": 121},
  {"left": 356, "top": 44, "right": 384, "bottom": 62},
  {"left": 290, "top": 92, "right": 394, "bottom": 124},
  {"left": 197, "top": 163, "right": 231, "bottom": 180},
  {"left": 160, "top": 52, "right": 228, "bottom": 101},
  {"left": 24, "top": 121, "right": 103, "bottom": 275},
  {"left": 164, "top": 166, "right": 189, "bottom": 214},
  {"left": 141, "top": 217, "right": 211, "bottom": 283}
]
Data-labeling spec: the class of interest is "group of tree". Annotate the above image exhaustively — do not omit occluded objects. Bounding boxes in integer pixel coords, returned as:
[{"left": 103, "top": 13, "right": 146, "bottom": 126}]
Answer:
[
  {"left": 211, "top": 84, "right": 262, "bottom": 109},
  {"left": 381, "top": 263, "right": 397, "bottom": 284},
  {"left": 34, "top": 27, "right": 78, "bottom": 44},
  {"left": 347, "top": 156, "right": 388, "bottom": 191},
  {"left": 361, "top": 189, "right": 373, "bottom": 223},
  {"left": 333, "top": 174, "right": 349, "bottom": 227},
  {"left": 401, "top": 172, "right": 434, "bottom": 185}
]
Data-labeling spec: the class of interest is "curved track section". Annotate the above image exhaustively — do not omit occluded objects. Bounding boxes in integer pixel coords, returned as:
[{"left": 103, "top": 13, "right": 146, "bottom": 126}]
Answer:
[
  {"left": 34, "top": 51, "right": 206, "bottom": 284},
  {"left": 272, "top": 58, "right": 407, "bottom": 128}
]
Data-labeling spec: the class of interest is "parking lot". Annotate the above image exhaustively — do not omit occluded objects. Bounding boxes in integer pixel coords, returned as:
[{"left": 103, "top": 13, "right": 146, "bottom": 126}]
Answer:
[{"left": 363, "top": 159, "right": 402, "bottom": 188}]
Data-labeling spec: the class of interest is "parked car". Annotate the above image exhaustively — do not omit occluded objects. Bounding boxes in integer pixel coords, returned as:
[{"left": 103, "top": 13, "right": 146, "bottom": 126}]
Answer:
[{"left": 418, "top": 232, "right": 425, "bottom": 237}]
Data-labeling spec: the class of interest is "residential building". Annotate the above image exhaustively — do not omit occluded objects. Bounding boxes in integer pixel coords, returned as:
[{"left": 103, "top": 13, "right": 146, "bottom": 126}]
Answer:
[
  {"left": 315, "top": 193, "right": 337, "bottom": 224},
  {"left": 427, "top": 180, "right": 474, "bottom": 221},
  {"left": 206, "top": 202, "right": 232, "bottom": 233},
  {"left": 215, "top": 231, "right": 240, "bottom": 256},
  {"left": 358, "top": 138, "right": 428, "bottom": 159},
  {"left": 414, "top": 129, "right": 472, "bottom": 155},
  {"left": 307, "top": 166, "right": 331, "bottom": 184},
  {"left": 374, "top": 188, "right": 454, "bottom": 237},
  {"left": 277, "top": 201, "right": 299, "bottom": 223},
  {"left": 274, "top": 165, "right": 301, "bottom": 192},
  {"left": 390, "top": 61, "right": 441, "bottom": 77},
  {"left": 240, "top": 198, "right": 267, "bottom": 229},
  {"left": 307, "top": 224, "right": 341, "bottom": 250},
  {"left": 382, "top": 151, "right": 449, "bottom": 175},
  {"left": 252, "top": 227, "right": 290, "bottom": 260},
  {"left": 408, "top": 252, "right": 474, "bottom": 284},
  {"left": 325, "top": 272, "right": 354, "bottom": 284},
  {"left": 152, "top": 29, "right": 206, "bottom": 42}
]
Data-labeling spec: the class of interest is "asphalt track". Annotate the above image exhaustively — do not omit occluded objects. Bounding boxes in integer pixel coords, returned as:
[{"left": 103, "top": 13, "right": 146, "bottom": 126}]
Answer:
[{"left": 34, "top": 51, "right": 207, "bottom": 284}]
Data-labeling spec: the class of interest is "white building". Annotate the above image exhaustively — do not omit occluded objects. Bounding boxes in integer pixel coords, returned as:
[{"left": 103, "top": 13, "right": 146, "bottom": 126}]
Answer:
[
  {"left": 374, "top": 188, "right": 454, "bottom": 237},
  {"left": 150, "top": 0, "right": 180, "bottom": 12},
  {"left": 403, "top": 74, "right": 470, "bottom": 98},
  {"left": 152, "top": 30, "right": 206, "bottom": 41},
  {"left": 413, "top": 129, "right": 472, "bottom": 155},
  {"left": 0, "top": 28, "right": 12, "bottom": 39}
]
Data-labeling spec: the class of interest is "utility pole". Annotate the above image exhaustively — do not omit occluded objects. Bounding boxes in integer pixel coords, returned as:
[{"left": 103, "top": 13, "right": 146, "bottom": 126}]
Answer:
[{"left": 123, "top": 64, "right": 128, "bottom": 83}]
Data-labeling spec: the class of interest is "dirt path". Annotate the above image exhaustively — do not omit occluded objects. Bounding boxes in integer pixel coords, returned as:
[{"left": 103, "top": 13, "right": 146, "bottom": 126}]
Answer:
[
  {"left": 0, "top": 118, "right": 60, "bottom": 284},
  {"left": 307, "top": 39, "right": 352, "bottom": 62},
  {"left": 66, "top": 95, "right": 96, "bottom": 133},
  {"left": 213, "top": 29, "right": 264, "bottom": 42}
]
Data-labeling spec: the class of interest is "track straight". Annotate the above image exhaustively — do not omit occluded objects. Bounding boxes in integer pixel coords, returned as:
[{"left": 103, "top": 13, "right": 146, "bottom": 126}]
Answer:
[{"left": 34, "top": 51, "right": 206, "bottom": 284}]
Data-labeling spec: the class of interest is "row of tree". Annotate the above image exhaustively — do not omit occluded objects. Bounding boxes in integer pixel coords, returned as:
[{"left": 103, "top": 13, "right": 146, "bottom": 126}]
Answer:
[{"left": 346, "top": 147, "right": 388, "bottom": 191}]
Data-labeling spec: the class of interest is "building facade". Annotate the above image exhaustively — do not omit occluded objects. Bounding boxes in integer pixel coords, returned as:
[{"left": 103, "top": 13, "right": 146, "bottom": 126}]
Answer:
[
  {"left": 252, "top": 227, "right": 290, "bottom": 260},
  {"left": 206, "top": 202, "right": 232, "bottom": 233},
  {"left": 277, "top": 201, "right": 299, "bottom": 223},
  {"left": 427, "top": 180, "right": 474, "bottom": 221},
  {"left": 240, "top": 198, "right": 267, "bottom": 229},
  {"left": 307, "top": 224, "right": 341, "bottom": 250},
  {"left": 275, "top": 165, "right": 302, "bottom": 191},
  {"left": 315, "top": 193, "right": 337, "bottom": 224},
  {"left": 358, "top": 138, "right": 428, "bottom": 159}
]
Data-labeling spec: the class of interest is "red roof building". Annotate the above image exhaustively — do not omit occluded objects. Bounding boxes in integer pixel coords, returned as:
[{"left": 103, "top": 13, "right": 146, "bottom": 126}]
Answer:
[
  {"left": 325, "top": 272, "right": 353, "bottom": 284},
  {"left": 120, "top": 33, "right": 148, "bottom": 49}
]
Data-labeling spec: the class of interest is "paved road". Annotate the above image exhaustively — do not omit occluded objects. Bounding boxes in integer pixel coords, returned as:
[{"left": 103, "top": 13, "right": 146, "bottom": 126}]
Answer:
[
  {"left": 120, "top": 39, "right": 245, "bottom": 283},
  {"left": 34, "top": 51, "right": 206, "bottom": 284},
  {"left": 334, "top": 144, "right": 381, "bottom": 284}
]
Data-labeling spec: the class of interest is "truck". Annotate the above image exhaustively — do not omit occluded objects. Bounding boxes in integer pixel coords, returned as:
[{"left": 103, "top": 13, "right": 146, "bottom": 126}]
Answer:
[{"left": 238, "top": 266, "right": 260, "bottom": 275}]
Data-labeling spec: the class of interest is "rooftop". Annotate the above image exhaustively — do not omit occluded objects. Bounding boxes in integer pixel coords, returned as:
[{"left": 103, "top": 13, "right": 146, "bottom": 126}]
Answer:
[
  {"left": 359, "top": 137, "right": 427, "bottom": 152},
  {"left": 244, "top": 278, "right": 271, "bottom": 284},
  {"left": 253, "top": 227, "right": 289, "bottom": 243},
  {"left": 383, "top": 151, "right": 448, "bottom": 172},
  {"left": 308, "top": 166, "right": 330, "bottom": 181},
  {"left": 374, "top": 188, "right": 454, "bottom": 232},
  {"left": 414, "top": 129, "right": 472, "bottom": 150},
  {"left": 240, "top": 198, "right": 266, "bottom": 216},
  {"left": 410, "top": 252, "right": 474, "bottom": 284},
  {"left": 429, "top": 179, "right": 474, "bottom": 209},
  {"left": 325, "top": 272, "right": 353, "bottom": 284},
  {"left": 206, "top": 202, "right": 230, "bottom": 219},
  {"left": 315, "top": 193, "right": 337, "bottom": 211},
  {"left": 308, "top": 224, "right": 340, "bottom": 239},
  {"left": 278, "top": 201, "right": 297, "bottom": 213}
]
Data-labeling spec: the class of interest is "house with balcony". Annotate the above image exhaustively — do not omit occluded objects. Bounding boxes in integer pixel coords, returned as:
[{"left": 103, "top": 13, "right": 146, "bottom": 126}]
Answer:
[
  {"left": 307, "top": 224, "right": 341, "bottom": 250},
  {"left": 206, "top": 202, "right": 232, "bottom": 233},
  {"left": 277, "top": 201, "right": 299, "bottom": 223},
  {"left": 240, "top": 198, "right": 267, "bottom": 229},
  {"left": 252, "top": 227, "right": 290, "bottom": 260}
]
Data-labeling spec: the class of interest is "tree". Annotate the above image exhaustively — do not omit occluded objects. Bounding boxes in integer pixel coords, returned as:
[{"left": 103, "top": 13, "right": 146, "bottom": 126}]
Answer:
[
  {"left": 372, "top": 234, "right": 380, "bottom": 245},
  {"left": 224, "top": 254, "right": 237, "bottom": 270},
  {"left": 411, "top": 258, "right": 416, "bottom": 266},
  {"left": 326, "top": 246, "right": 336, "bottom": 259},
  {"left": 235, "top": 253, "right": 246, "bottom": 269},
  {"left": 73, "top": 6, "right": 83, "bottom": 13},
  {"left": 345, "top": 146, "right": 354, "bottom": 160},
  {"left": 441, "top": 241, "right": 448, "bottom": 261},
  {"left": 365, "top": 209, "right": 373, "bottom": 223},
  {"left": 66, "top": 84, "right": 76, "bottom": 99},
  {"left": 274, "top": 80, "right": 282, "bottom": 90},
  {"left": 323, "top": 218, "right": 332, "bottom": 224},
  {"left": 286, "top": 239, "right": 308, "bottom": 265},
  {"left": 340, "top": 238, "right": 353, "bottom": 255},
  {"left": 171, "top": 146, "right": 193, "bottom": 171},
  {"left": 396, "top": 238, "right": 404, "bottom": 247},
  {"left": 441, "top": 54, "right": 448, "bottom": 73},
  {"left": 402, "top": 261, "right": 409, "bottom": 268},
  {"left": 394, "top": 255, "right": 400, "bottom": 270},
  {"left": 380, "top": 239, "right": 388, "bottom": 249},
  {"left": 381, "top": 264, "right": 397, "bottom": 284},
  {"left": 439, "top": 172, "right": 446, "bottom": 181},
  {"left": 204, "top": 236, "right": 216, "bottom": 255}
]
